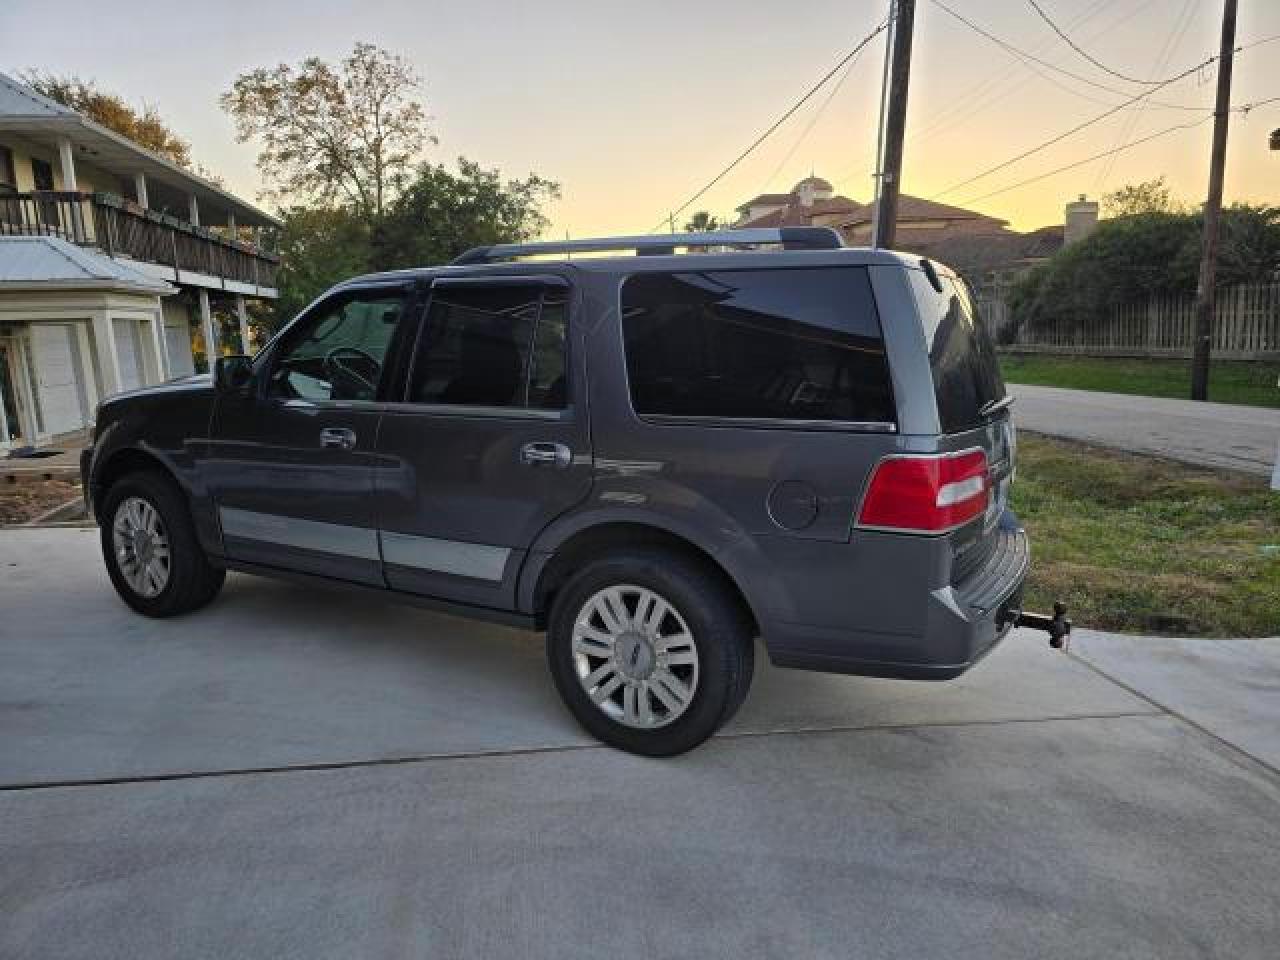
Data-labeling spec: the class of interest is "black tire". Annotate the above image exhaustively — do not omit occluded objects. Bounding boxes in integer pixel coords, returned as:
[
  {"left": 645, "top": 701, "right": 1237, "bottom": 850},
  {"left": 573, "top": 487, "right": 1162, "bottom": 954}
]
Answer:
[
  {"left": 100, "top": 469, "right": 225, "bottom": 617},
  {"left": 546, "top": 548, "right": 754, "bottom": 756}
]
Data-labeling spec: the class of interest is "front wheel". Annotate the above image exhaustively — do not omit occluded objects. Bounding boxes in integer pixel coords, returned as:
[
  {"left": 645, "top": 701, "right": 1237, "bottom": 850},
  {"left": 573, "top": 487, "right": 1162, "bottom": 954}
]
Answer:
[
  {"left": 547, "top": 549, "right": 754, "bottom": 756},
  {"left": 100, "top": 470, "right": 225, "bottom": 617}
]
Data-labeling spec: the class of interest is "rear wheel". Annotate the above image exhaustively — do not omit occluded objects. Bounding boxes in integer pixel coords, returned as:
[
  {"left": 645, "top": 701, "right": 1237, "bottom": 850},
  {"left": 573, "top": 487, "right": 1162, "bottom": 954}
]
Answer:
[
  {"left": 100, "top": 470, "right": 225, "bottom": 617},
  {"left": 547, "top": 549, "right": 754, "bottom": 756}
]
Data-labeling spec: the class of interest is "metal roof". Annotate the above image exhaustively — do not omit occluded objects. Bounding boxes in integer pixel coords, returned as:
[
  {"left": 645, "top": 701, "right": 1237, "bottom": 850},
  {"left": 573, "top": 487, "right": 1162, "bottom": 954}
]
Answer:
[
  {"left": 0, "top": 236, "right": 177, "bottom": 294},
  {"left": 0, "top": 72, "right": 281, "bottom": 229}
]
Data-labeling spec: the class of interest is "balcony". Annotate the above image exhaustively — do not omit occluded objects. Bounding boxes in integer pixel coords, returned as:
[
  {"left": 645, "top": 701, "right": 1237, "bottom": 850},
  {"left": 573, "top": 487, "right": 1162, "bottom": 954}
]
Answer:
[{"left": 0, "top": 190, "right": 279, "bottom": 294}]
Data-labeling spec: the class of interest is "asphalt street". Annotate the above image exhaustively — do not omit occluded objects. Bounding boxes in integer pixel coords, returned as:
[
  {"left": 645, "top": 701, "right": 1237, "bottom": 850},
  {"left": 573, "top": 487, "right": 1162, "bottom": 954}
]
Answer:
[
  {"left": 2, "top": 528, "right": 1278, "bottom": 959},
  {"left": 1008, "top": 383, "right": 1280, "bottom": 478}
]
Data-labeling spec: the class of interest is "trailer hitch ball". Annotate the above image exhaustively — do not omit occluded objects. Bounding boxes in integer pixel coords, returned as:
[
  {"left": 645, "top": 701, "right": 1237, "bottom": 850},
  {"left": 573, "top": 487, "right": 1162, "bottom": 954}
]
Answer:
[
  {"left": 1048, "top": 602, "right": 1071, "bottom": 650},
  {"left": 1014, "top": 603, "right": 1073, "bottom": 652}
]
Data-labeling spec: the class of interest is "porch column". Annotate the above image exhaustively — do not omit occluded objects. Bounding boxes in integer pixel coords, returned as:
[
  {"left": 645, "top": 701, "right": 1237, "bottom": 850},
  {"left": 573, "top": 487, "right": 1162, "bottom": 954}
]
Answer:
[
  {"left": 198, "top": 289, "right": 217, "bottom": 370},
  {"left": 227, "top": 212, "right": 236, "bottom": 237},
  {"left": 0, "top": 370, "right": 10, "bottom": 448},
  {"left": 58, "top": 138, "right": 77, "bottom": 190},
  {"left": 188, "top": 194, "right": 200, "bottom": 227},
  {"left": 147, "top": 310, "right": 169, "bottom": 383},
  {"left": 74, "top": 322, "right": 101, "bottom": 408},
  {"left": 13, "top": 339, "right": 41, "bottom": 442},
  {"left": 235, "top": 295, "right": 251, "bottom": 354},
  {"left": 134, "top": 172, "right": 149, "bottom": 208},
  {"left": 91, "top": 311, "right": 124, "bottom": 396}
]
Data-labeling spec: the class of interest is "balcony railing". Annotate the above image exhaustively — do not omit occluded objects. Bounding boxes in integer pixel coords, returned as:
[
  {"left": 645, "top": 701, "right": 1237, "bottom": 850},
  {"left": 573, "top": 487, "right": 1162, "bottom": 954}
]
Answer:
[{"left": 0, "top": 190, "right": 279, "bottom": 291}]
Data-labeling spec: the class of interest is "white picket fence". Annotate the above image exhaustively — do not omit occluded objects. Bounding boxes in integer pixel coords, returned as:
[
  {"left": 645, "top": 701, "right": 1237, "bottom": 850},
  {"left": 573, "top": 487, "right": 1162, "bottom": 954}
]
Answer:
[{"left": 983, "top": 282, "right": 1280, "bottom": 359}]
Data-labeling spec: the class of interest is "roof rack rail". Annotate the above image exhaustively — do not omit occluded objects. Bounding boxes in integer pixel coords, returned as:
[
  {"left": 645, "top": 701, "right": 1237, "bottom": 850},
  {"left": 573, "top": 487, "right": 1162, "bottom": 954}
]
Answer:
[{"left": 450, "top": 226, "right": 843, "bottom": 265}]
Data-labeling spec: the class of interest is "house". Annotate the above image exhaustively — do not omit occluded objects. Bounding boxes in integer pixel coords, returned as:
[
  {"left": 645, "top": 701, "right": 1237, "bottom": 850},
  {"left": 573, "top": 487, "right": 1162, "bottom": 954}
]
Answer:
[
  {"left": 730, "top": 174, "right": 1092, "bottom": 288},
  {"left": 0, "top": 70, "right": 280, "bottom": 451},
  {"left": 733, "top": 175, "right": 1010, "bottom": 241}
]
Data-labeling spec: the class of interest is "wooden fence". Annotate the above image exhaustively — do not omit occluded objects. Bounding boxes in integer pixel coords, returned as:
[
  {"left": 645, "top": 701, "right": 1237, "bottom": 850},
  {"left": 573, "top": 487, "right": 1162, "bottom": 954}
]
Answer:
[{"left": 982, "top": 283, "right": 1280, "bottom": 359}]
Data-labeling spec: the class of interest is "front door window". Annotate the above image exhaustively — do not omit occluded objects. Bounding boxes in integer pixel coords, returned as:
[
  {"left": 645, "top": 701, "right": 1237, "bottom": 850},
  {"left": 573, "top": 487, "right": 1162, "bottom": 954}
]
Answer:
[{"left": 267, "top": 290, "right": 407, "bottom": 402}]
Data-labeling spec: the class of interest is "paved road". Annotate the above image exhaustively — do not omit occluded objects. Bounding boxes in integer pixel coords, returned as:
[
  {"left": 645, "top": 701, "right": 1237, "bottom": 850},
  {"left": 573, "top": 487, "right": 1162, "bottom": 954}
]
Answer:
[
  {"left": 3, "top": 529, "right": 1279, "bottom": 959},
  {"left": 1008, "top": 383, "right": 1280, "bottom": 478}
]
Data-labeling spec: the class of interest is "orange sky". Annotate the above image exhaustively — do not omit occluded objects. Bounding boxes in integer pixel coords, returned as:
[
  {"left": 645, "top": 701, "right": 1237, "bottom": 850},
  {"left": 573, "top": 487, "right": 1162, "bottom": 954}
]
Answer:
[{"left": 2, "top": 0, "right": 1277, "bottom": 237}]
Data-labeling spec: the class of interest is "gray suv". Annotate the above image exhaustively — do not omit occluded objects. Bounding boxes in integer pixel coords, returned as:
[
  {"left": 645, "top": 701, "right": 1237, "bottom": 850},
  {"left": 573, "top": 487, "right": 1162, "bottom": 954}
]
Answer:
[{"left": 83, "top": 227, "right": 1031, "bottom": 756}]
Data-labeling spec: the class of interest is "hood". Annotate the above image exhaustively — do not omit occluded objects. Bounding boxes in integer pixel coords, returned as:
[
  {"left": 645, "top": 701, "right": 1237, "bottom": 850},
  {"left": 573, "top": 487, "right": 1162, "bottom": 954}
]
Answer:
[{"left": 102, "top": 373, "right": 213, "bottom": 405}]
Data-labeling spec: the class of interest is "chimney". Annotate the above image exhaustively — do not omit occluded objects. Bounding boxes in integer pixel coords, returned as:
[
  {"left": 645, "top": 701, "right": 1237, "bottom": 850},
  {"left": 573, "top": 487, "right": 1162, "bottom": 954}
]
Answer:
[{"left": 1064, "top": 194, "right": 1099, "bottom": 245}]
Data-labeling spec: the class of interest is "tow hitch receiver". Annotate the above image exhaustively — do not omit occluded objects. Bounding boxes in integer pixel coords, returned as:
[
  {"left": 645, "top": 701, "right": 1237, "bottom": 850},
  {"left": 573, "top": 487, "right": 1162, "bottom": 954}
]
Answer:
[{"left": 1015, "top": 603, "right": 1072, "bottom": 651}]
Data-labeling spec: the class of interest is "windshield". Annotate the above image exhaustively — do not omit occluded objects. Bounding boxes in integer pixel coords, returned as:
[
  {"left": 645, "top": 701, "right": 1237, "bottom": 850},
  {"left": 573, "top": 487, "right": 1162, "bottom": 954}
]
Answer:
[{"left": 907, "top": 268, "right": 1006, "bottom": 434}]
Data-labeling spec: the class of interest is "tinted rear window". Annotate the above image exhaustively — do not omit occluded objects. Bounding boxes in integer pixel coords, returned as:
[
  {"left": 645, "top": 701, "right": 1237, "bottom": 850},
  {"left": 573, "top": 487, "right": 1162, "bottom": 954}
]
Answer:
[
  {"left": 621, "top": 267, "right": 894, "bottom": 423},
  {"left": 907, "top": 269, "right": 1006, "bottom": 433}
]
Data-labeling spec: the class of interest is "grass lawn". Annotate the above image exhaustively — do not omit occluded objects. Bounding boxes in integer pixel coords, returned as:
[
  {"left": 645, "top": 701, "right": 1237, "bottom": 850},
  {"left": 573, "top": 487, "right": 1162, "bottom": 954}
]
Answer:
[
  {"left": 999, "top": 354, "right": 1280, "bottom": 409},
  {"left": 1012, "top": 432, "right": 1280, "bottom": 637}
]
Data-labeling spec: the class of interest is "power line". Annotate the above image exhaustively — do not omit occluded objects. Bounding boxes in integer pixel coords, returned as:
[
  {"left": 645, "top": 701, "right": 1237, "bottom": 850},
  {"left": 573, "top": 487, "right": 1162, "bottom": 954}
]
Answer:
[
  {"left": 930, "top": 0, "right": 1211, "bottom": 112},
  {"left": 758, "top": 40, "right": 871, "bottom": 195},
  {"left": 826, "top": 0, "right": 1140, "bottom": 197},
  {"left": 1239, "top": 95, "right": 1280, "bottom": 112},
  {"left": 959, "top": 116, "right": 1211, "bottom": 205},
  {"left": 647, "top": 19, "right": 888, "bottom": 233},
  {"left": 928, "top": 47, "right": 1222, "bottom": 200},
  {"left": 1025, "top": 0, "right": 1184, "bottom": 85},
  {"left": 1094, "top": 0, "right": 1197, "bottom": 191}
]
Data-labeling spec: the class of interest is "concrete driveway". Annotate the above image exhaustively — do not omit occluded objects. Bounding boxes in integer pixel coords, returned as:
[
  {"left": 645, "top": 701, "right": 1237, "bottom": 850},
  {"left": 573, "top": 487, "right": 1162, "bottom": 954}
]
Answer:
[
  {"left": 1009, "top": 383, "right": 1280, "bottom": 478},
  {"left": 3, "top": 528, "right": 1279, "bottom": 959}
]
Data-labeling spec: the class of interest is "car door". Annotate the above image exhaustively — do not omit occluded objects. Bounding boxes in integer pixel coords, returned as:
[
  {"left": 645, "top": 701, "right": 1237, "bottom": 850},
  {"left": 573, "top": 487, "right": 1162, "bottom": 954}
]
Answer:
[
  {"left": 205, "top": 282, "right": 416, "bottom": 586},
  {"left": 374, "top": 274, "right": 593, "bottom": 610}
]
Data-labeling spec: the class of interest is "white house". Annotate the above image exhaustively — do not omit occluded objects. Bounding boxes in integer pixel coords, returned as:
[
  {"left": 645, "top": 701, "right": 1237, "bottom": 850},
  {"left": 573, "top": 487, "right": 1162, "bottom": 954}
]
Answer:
[{"left": 0, "top": 70, "right": 280, "bottom": 451}]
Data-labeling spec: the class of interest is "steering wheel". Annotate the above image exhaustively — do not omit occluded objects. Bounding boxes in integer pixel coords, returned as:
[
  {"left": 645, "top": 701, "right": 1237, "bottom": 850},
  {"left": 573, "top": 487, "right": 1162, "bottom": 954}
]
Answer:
[{"left": 323, "top": 346, "right": 379, "bottom": 398}]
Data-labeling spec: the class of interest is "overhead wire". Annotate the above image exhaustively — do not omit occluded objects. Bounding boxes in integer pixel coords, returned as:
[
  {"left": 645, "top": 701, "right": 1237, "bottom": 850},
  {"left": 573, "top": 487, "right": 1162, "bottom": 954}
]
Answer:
[
  {"left": 1094, "top": 0, "right": 1198, "bottom": 191},
  {"left": 646, "top": 18, "right": 889, "bottom": 233},
  {"left": 757, "top": 42, "right": 870, "bottom": 196},
  {"left": 958, "top": 116, "right": 1213, "bottom": 205},
  {"left": 1024, "top": 0, "right": 1190, "bottom": 85},
  {"left": 929, "top": 0, "right": 1213, "bottom": 111},
  {"left": 928, "top": 47, "right": 1224, "bottom": 201}
]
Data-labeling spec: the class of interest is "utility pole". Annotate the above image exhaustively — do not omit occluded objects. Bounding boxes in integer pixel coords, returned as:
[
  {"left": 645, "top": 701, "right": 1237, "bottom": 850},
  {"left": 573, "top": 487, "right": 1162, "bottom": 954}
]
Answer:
[
  {"left": 870, "top": 0, "right": 896, "bottom": 247},
  {"left": 873, "top": 0, "right": 916, "bottom": 250},
  {"left": 1190, "top": 0, "right": 1238, "bottom": 402}
]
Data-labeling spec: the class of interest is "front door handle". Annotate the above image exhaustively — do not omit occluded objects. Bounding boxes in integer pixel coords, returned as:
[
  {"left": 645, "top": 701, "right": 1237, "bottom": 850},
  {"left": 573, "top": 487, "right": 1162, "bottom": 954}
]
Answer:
[
  {"left": 319, "top": 427, "right": 357, "bottom": 451},
  {"left": 520, "top": 441, "right": 572, "bottom": 468}
]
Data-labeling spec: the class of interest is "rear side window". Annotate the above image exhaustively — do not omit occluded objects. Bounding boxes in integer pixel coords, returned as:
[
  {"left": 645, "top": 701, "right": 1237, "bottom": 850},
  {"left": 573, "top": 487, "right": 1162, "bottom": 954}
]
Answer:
[
  {"left": 907, "top": 269, "right": 1006, "bottom": 433},
  {"left": 621, "top": 267, "right": 894, "bottom": 423},
  {"left": 409, "top": 284, "right": 567, "bottom": 409}
]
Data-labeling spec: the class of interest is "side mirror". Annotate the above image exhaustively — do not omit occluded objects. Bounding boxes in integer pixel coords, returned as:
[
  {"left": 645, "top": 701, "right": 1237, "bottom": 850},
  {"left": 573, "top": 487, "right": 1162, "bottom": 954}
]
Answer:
[{"left": 214, "top": 355, "right": 253, "bottom": 393}]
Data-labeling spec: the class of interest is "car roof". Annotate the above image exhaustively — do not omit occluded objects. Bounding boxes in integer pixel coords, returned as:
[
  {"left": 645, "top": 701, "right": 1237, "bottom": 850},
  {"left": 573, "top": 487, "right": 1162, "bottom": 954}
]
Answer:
[{"left": 334, "top": 246, "right": 932, "bottom": 291}]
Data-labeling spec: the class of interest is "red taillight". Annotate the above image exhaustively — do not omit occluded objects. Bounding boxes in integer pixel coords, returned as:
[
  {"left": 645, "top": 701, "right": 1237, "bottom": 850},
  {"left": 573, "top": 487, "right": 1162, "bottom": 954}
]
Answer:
[{"left": 857, "top": 450, "right": 990, "bottom": 534}]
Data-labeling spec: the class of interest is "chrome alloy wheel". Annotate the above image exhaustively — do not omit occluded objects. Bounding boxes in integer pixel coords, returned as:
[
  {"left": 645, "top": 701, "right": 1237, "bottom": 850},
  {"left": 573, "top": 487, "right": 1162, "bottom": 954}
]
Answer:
[
  {"left": 112, "top": 496, "right": 171, "bottom": 599},
  {"left": 571, "top": 585, "right": 700, "bottom": 729}
]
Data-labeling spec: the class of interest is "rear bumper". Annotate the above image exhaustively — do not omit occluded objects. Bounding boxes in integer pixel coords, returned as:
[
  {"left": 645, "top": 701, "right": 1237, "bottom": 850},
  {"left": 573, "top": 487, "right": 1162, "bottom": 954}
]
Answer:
[{"left": 764, "top": 520, "right": 1030, "bottom": 681}]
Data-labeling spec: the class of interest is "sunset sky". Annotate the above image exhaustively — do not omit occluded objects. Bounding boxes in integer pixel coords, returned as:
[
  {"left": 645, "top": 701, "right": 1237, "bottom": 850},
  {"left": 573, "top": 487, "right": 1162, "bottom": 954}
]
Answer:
[{"left": 2, "top": 0, "right": 1277, "bottom": 237}]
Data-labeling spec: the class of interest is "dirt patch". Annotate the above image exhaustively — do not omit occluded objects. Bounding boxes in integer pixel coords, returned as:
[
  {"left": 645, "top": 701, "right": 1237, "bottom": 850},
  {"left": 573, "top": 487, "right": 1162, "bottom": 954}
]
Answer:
[{"left": 0, "top": 476, "right": 84, "bottom": 525}]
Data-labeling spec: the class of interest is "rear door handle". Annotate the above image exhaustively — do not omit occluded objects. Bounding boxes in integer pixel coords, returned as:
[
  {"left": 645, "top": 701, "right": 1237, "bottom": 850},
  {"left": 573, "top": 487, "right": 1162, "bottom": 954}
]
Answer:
[
  {"left": 520, "top": 441, "right": 571, "bottom": 468},
  {"left": 319, "top": 427, "right": 357, "bottom": 451}
]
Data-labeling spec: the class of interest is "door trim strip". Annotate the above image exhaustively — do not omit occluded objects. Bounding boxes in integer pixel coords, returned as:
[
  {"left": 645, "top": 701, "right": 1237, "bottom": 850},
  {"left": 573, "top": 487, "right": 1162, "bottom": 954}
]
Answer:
[
  {"left": 218, "top": 506, "right": 511, "bottom": 582},
  {"left": 379, "top": 531, "right": 510, "bottom": 582},
  {"left": 219, "top": 507, "right": 381, "bottom": 561}
]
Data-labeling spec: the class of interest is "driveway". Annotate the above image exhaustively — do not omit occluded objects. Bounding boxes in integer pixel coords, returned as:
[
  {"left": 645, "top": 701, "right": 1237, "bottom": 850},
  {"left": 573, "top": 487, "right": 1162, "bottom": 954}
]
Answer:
[
  {"left": 3, "top": 528, "right": 1279, "bottom": 958},
  {"left": 1008, "top": 383, "right": 1280, "bottom": 477}
]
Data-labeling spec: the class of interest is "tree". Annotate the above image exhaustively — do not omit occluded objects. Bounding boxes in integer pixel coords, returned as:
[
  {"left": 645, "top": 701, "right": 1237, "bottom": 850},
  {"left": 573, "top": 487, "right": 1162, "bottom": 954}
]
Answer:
[
  {"left": 20, "top": 71, "right": 192, "bottom": 167},
  {"left": 222, "top": 43, "right": 432, "bottom": 218},
  {"left": 269, "top": 206, "right": 373, "bottom": 331},
  {"left": 1008, "top": 204, "right": 1280, "bottom": 339},
  {"left": 683, "top": 211, "right": 720, "bottom": 232},
  {"left": 1102, "top": 176, "right": 1179, "bottom": 217},
  {"left": 372, "top": 158, "right": 559, "bottom": 271}
]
